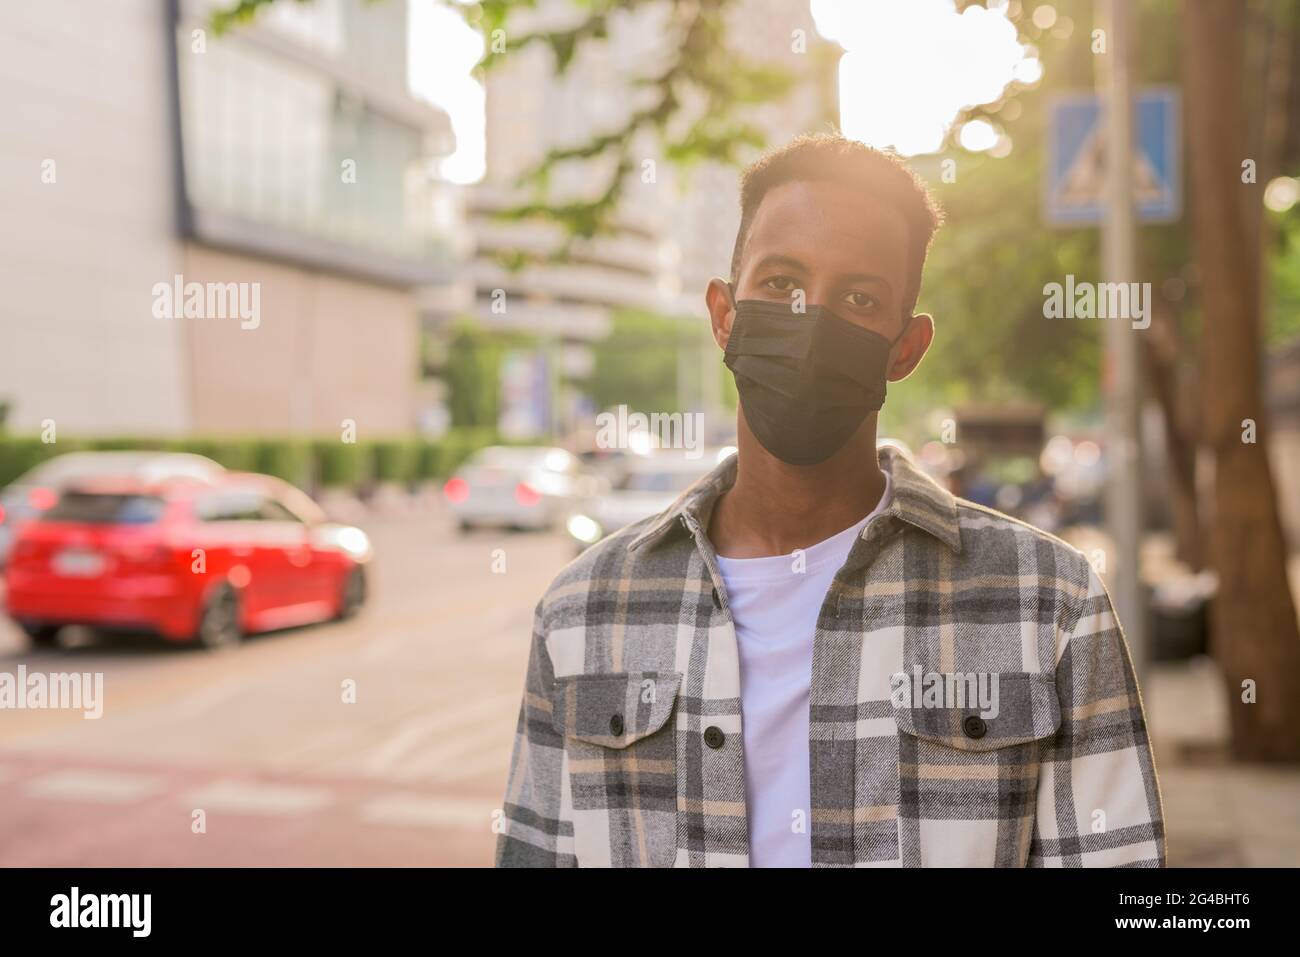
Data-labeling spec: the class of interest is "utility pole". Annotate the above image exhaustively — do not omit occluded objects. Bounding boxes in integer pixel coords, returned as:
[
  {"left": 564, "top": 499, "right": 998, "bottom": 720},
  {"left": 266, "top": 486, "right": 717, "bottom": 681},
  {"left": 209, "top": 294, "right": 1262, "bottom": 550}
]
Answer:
[{"left": 1098, "top": 0, "right": 1149, "bottom": 677}]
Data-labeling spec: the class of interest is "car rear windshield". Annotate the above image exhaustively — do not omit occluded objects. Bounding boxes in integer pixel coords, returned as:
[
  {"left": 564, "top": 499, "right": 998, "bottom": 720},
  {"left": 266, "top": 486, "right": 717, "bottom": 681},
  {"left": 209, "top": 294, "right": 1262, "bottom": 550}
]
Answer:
[
  {"left": 620, "top": 470, "right": 707, "bottom": 493},
  {"left": 471, "top": 447, "right": 572, "bottom": 471},
  {"left": 41, "top": 492, "right": 166, "bottom": 525}
]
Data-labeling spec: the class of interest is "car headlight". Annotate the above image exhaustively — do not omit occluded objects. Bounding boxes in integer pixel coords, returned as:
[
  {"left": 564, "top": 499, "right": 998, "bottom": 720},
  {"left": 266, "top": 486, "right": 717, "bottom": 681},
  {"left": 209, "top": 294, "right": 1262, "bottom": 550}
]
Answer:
[
  {"left": 566, "top": 514, "right": 603, "bottom": 545},
  {"left": 318, "top": 525, "right": 372, "bottom": 561}
]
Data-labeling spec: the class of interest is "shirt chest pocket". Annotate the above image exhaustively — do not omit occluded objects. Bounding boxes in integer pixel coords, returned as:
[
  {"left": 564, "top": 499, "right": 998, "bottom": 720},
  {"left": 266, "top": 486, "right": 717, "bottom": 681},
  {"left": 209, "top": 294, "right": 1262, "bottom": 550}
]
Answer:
[
  {"left": 891, "top": 671, "right": 1061, "bottom": 867},
  {"left": 550, "top": 671, "right": 682, "bottom": 867}
]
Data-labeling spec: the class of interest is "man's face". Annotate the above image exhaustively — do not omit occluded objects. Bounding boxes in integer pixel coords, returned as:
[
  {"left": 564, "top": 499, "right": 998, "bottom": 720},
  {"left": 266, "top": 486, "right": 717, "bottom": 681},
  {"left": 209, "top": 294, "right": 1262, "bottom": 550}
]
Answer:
[{"left": 733, "top": 178, "right": 914, "bottom": 338}]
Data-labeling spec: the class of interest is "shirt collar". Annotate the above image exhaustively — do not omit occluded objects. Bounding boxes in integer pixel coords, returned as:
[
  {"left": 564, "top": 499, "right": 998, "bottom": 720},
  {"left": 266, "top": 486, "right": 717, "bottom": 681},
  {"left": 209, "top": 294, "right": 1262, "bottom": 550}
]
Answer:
[{"left": 628, "top": 443, "right": 962, "bottom": 554}]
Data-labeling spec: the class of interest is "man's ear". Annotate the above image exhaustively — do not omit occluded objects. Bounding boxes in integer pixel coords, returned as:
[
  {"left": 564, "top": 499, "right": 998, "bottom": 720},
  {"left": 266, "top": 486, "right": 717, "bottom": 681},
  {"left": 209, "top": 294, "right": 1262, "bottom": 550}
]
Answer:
[
  {"left": 888, "top": 313, "right": 934, "bottom": 381},
  {"left": 705, "top": 277, "right": 736, "bottom": 351}
]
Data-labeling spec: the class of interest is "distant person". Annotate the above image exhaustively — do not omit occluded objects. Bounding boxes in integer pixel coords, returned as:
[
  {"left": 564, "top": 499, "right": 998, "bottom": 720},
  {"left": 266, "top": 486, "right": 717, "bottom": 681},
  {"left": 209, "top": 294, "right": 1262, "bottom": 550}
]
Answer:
[
  {"left": 950, "top": 463, "right": 999, "bottom": 509},
  {"left": 496, "top": 133, "right": 1164, "bottom": 867}
]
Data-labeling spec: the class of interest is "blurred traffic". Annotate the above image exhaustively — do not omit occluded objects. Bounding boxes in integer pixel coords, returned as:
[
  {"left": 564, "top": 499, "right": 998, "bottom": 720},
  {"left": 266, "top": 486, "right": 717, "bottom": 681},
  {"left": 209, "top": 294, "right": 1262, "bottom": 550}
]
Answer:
[
  {"left": 3, "top": 453, "right": 371, "bottom": 650},
  {"left": 442, "top": 445, "right": 604, "bottom": 532},
  {"left": 564, "top": 447, "right": 734, "bottom": 554},
  {"left": 0, "top": 414, "right": 1245, "bottom": 678}
]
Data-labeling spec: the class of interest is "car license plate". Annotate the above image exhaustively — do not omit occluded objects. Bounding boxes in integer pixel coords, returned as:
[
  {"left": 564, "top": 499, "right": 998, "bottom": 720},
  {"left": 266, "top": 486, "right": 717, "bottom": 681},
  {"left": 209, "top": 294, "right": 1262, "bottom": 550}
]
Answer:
[{"left": 52, "top": 549, "right": 105, "bottom": 577}]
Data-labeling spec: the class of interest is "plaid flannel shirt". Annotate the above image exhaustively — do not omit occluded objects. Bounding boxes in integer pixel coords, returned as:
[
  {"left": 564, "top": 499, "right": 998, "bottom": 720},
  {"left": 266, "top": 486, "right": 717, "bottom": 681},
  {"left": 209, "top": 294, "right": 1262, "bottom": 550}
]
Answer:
[{"left": 495, "top": 444, "right": 1165, "bottom": 867}]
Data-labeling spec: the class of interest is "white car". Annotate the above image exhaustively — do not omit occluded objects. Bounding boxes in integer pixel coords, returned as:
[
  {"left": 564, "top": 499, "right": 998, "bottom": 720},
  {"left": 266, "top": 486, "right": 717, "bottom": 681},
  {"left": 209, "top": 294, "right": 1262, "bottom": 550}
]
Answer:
[
  {"left": 444, "top": 446, "right": 606, "bottom": 532},
  {"left": 0, "top": 451, "right": 225, "bottom": 567},
  {"left": 565, "top": 448, "right": 734, "bottom": 552}
]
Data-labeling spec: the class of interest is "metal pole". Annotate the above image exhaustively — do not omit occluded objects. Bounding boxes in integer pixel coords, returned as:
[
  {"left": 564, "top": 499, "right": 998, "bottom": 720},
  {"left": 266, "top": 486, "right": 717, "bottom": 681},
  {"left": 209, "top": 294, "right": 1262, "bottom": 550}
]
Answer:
[{"left": 1098, "top": 0, "right": 1148, "bottom": 677}]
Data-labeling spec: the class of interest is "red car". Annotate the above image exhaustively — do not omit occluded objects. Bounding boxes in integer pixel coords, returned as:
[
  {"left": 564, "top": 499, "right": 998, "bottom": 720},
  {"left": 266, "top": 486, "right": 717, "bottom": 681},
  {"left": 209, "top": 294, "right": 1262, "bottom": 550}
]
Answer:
[{"left": 3, "top": 472, "right": 371, "bottom": 649}]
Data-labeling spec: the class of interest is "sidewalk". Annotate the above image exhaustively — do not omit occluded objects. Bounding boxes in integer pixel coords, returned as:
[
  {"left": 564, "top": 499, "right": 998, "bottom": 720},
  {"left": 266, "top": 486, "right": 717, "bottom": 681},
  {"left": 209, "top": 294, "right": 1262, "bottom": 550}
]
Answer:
[
  {"left": 1057, "top": 527, "right": 1300, "bottom": 866},
  {"left": 1146, "top": 656, "right": 1300, "bottom": 866}
]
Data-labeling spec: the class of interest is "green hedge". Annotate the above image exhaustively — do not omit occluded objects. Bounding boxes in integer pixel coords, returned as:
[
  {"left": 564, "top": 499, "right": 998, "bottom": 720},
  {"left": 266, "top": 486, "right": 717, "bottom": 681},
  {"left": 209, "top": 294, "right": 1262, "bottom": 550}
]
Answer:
[
  {"left": 311, "top": 441, "right": 371, "bottom": 489},
  {"left": 0, "top": 429, "right": 511, "bottom": 491},
  {"left": 372, "top": 441, "right": 417, "bottom": 484},
  {"left": 0, "top": 437, "right": 77, "bottom": 486},
  {"left": 252, "top": 440, "right": 313, "bottom": 487}
]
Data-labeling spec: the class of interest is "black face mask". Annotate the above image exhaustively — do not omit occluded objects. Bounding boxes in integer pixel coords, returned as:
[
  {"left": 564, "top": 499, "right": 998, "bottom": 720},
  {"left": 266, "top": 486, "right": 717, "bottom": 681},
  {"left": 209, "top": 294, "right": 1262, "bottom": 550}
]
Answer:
[{"left": 723, "top": 295, "right": 910, "bottom": 466}]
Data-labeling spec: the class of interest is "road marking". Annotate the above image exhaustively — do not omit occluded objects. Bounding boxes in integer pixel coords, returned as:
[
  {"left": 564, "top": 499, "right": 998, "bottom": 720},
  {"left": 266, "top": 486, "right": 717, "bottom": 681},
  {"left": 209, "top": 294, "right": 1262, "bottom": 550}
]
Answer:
[
  {"left": 170, "top": 678, "right": 248, "bottom": 719},
  {"left": 185, "top": 778, "right": 333, "bottom": 816},
  {"left": 362, "top": 692, "right": 518, "bottom": 779},
  {"left": 390, "top": 722, "right": 512, "bottom": 783},
  {"left": 359, "top": 712, "right": 449, "bottom": 776},
  {"left": 420, "top": 739, "right": 512, "bottom": 785},
  {"left": 358, "top": 792, "right": 491, "bottom": 830},
  {"left": 26, "top": 769, "right": 165, "bottom": 803}
]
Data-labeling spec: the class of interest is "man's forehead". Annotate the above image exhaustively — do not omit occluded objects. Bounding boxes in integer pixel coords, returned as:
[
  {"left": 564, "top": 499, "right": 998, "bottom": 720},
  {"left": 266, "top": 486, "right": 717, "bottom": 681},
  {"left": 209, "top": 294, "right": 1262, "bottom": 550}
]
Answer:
[{"left": 744, "top": 179, "right": 909, "bottom": 271}]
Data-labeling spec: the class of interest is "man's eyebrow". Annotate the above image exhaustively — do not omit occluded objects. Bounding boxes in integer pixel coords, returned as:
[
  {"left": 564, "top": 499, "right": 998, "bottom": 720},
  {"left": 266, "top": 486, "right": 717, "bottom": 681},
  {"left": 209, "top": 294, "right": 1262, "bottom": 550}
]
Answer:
[
  {"left": 751, "top": 254, "right": 809, "bottom": 274},
  {"left": 842, "top": 272, "right": 894, "bottom": 293}
]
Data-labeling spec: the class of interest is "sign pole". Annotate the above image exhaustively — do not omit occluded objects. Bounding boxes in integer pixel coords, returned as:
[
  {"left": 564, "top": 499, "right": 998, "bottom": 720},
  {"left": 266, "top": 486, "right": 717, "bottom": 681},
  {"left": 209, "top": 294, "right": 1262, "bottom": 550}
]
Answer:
[{"left": 1098, "top": 0, "right": 1149, "bottom": 678}]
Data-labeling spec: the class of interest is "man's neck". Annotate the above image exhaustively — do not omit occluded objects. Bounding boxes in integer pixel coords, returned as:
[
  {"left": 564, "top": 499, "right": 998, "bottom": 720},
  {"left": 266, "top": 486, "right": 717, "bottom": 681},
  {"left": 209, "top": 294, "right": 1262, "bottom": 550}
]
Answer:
[{"left": 708, "top": 419, "right": 887, "bottom": 559}]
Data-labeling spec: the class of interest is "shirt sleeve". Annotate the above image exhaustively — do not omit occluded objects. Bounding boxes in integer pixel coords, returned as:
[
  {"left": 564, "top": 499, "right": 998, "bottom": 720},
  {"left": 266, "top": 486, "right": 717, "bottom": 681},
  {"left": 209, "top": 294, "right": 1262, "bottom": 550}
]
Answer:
[
  {"left": 1028, "top": 564, "right": 1166, "bottom": 867},
  {"left": 494, "top": 600, "right": 576, "bottom": 867}
]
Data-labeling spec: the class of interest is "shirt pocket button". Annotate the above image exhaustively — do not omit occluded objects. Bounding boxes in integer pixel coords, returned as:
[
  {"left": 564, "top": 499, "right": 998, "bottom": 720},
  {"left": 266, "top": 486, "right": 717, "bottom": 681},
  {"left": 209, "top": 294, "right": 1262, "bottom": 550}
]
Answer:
[
  {"left": 704, "top": 726, "right": 725, "bottom": 749},
  {"left": 609, "top": 713, "right": 625, "bottom": 736}
]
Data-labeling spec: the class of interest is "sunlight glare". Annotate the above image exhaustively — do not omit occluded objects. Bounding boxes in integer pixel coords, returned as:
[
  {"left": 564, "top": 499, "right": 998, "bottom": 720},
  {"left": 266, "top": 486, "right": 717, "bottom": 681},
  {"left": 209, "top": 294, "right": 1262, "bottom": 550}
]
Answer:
[
  {"left": 959, "top": 118, "right": 999, "bottom": 151},
  {"left": 812, "top": 0, "right": 1037, "bottom": 156},
  {"left": 408, "top": 0, "right": 486, "bottom": 184}
]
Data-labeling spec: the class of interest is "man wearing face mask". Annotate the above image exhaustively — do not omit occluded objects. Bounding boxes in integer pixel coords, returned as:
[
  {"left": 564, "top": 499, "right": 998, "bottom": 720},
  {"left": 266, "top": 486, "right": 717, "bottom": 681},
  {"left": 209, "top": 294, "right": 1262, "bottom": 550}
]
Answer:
[{"left": 497, "top": 133, "right": 1164, "bottom": 868}]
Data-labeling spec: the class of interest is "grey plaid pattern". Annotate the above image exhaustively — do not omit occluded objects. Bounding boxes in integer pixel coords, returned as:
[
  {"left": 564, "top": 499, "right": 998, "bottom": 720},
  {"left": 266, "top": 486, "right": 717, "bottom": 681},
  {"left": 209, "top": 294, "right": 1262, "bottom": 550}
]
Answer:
[{"left": 495, "top": 445, "right": 1165, "bottom": 867}]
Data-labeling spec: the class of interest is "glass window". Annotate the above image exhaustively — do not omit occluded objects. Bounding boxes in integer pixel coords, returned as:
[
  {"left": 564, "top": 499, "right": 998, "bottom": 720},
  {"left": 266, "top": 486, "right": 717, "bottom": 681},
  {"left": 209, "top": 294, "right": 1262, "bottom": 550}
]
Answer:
[
  {"left": 196, "top": 490, "right": 266, "bottom": 523},
  {"left": 42, "top": 493, "right": 166, "bottom": 525},
  {"left": 260, "top": 499, "right": 303, "bottom": 523},
  {"left": 620, "top": 470, "right": 702, "bottom": 493},
  {"left": 178, "top": 29, "right": 451, "bottom": 269}
]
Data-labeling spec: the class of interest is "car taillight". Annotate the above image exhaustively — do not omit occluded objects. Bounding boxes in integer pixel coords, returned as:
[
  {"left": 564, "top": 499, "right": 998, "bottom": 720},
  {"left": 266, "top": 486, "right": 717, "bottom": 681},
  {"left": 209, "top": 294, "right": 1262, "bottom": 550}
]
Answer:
[
  {"left": 28, "top": 487, "right": 57, "bottom": 510},
  {"left": 443, "top": 477, "right": 470, "bottom": 503},
  {"left": 514, "top": 482, "right": 541, "bottom": 507}
]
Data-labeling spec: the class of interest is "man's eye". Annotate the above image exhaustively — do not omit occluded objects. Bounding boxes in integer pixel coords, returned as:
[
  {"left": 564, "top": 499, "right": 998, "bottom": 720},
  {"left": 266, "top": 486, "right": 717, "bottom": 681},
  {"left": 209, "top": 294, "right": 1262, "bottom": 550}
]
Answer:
[
  {"left": 763, "top": 276, "right": 798, "bottom": 294},
  {"left": 844, "top": 291, "right": 880, "bottom": 310}
]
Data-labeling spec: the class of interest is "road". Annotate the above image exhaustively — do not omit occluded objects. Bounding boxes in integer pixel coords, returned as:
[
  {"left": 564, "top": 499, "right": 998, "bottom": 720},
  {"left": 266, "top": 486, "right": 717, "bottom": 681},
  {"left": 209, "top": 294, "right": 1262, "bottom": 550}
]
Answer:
[{"left": 0, "top": 503, "right": 572, "bottom": 866}]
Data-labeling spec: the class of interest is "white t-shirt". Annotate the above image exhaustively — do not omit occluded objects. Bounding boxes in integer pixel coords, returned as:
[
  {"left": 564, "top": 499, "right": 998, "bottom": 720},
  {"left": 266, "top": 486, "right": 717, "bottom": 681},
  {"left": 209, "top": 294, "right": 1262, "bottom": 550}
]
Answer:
[{"left": 715, "top": 472, "right": 893, "bottom": 867}]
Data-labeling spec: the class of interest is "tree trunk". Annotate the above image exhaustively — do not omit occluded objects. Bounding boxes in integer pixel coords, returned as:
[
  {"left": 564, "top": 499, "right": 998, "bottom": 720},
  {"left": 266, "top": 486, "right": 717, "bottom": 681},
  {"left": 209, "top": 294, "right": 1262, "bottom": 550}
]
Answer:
[
  {"left": 1184, "top": 0, "right": 1300, "bottom": 762},
  {"left": 1140, "top": 300, "right": 1201, "bottom": 569}
]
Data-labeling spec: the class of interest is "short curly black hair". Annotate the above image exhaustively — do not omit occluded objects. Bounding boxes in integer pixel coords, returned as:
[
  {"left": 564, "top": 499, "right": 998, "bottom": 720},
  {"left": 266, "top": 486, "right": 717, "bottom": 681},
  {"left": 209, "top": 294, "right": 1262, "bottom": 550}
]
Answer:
[{"left": 729, "top": 132, "right": 944, "bottom": 318}]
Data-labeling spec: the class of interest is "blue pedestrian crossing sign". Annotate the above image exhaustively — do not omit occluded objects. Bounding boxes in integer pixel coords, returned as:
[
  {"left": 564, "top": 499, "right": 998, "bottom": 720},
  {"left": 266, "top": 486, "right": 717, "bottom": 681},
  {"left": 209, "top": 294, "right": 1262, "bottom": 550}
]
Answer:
[{"left": 1045, "top": 86, "right": 1181, "bottom": 226}]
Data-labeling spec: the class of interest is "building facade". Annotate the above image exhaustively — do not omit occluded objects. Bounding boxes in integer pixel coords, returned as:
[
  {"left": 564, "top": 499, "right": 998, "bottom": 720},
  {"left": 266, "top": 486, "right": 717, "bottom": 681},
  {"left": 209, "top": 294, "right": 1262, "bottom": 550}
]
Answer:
[{"left": 0, "top": 0, "right": 459, "bottom": 439}]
